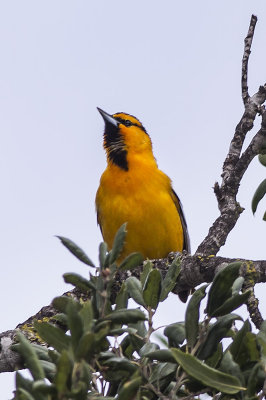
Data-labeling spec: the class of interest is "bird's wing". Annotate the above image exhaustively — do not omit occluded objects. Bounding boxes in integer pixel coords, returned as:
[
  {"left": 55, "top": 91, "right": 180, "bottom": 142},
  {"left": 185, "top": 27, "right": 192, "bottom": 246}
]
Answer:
[
  {"left": 96, "top": 209, "right": 103, "bottom": 236},
  {"left": 171, "top": 189, "right": 191, "bottom": 253}
]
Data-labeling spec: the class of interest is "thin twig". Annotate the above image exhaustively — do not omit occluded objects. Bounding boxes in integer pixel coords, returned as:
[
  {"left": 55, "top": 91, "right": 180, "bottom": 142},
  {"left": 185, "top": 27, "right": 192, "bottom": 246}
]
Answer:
[
  {"left": 169, "top": 371, "right": 187, "bottom": 399},
  {"left": 146, "top": 307, "right": 155, "bottom": 341},
  {"left": 144, "top": 383, "right": 169, "bottom": 400},
  {"left": 242, "top": 15, "right": 257, "bottom": 105}
]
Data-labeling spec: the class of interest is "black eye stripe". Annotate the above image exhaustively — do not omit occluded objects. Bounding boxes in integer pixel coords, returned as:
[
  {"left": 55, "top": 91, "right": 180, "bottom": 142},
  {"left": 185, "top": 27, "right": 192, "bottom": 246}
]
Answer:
[
  {"left": 114, "top": 117, "right": 148, "bottom": 134},
  {"left": 131, "top": 122, "right": 147, "bottom": 134}
]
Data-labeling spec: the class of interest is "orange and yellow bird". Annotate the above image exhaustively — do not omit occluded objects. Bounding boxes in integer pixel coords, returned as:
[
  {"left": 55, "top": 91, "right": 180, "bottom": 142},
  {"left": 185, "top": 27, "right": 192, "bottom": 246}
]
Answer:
[{"left": 95, "top": 108, "right": 190, "bottom": 263}]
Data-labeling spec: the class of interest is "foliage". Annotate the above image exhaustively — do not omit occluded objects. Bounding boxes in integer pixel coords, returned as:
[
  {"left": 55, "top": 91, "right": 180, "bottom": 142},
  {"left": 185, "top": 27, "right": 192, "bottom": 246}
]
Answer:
[
  {"left": 252, "top": 154, "right": 266, "bottom": 220},
  {"left": 13, "top": 225, "right": 266, "bottom": 399}
]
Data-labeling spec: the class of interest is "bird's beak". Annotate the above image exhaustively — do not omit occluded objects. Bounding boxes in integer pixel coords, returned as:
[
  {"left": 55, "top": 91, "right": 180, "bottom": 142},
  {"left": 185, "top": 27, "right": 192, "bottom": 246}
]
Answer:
[{"left": 97, "top": 107, "right": 119, "bottom": 127}]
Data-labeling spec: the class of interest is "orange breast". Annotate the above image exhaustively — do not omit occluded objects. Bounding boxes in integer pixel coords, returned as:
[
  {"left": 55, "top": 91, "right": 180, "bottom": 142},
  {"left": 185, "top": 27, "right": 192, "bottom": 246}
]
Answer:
[{"left": 96, "top": 158, "right": 184, "bottom": 263}]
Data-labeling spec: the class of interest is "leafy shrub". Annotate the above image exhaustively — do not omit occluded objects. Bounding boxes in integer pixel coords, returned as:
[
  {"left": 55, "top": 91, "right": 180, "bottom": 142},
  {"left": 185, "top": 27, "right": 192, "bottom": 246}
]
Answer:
[{"left": 13, "top": 225, "right": 266, "bottom": 399}]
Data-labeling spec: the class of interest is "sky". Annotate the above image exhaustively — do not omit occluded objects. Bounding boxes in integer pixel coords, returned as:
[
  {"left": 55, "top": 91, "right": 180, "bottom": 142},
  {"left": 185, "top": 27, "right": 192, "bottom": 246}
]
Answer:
[{"left": 1, "top": 1, "right": 266, "bottom": 398}]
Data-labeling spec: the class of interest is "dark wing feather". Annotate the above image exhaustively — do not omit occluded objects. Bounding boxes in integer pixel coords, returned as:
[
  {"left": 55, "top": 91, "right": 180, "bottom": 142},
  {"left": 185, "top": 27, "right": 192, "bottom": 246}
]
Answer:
[
  {"left": 171, "top": 189, "right": 191, "bottom": 253},
  {"left": 96, "top": 209, "right": 103, "bottom": 236}
]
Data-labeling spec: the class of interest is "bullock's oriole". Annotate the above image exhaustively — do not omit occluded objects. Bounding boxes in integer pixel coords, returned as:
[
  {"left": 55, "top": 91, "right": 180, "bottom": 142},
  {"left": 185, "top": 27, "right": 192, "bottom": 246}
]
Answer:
[{"left": 95, "top": 108, "right": 190, "bottom": 264}]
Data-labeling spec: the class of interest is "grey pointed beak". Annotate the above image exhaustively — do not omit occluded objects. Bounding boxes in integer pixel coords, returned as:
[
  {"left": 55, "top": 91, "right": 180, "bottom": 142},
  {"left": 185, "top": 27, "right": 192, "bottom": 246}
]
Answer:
[{"left": 97, "top": 107, "right": 119, "bottom": 127}]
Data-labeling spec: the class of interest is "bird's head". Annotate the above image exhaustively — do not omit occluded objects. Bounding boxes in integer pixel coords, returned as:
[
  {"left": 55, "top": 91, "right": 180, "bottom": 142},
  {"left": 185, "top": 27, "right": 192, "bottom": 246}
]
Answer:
[{"left": 97, "top": 108, "right": 153, "bottom": 171}]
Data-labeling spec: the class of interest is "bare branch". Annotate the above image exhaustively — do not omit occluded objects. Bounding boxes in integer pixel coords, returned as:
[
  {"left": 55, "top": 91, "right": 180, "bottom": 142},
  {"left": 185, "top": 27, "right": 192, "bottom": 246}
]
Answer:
[
  {"left": 242, "top": 15, "right": 257, "bottom": 105},
  {"left": 196, "top": 85, "right": 266, "bottom": 256}
]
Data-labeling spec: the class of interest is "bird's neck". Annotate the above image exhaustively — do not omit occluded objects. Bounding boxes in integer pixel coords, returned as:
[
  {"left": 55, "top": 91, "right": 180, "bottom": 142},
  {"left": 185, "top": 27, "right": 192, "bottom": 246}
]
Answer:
[{"left": 126, "top": 150, "right": 158, "bottom": 171}]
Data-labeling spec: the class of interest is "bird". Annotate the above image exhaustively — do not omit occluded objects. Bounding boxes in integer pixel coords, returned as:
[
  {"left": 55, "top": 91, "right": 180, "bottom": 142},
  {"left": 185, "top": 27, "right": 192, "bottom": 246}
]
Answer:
[{"left": 95, "top": 108, "right": 190, "bottom": 265}]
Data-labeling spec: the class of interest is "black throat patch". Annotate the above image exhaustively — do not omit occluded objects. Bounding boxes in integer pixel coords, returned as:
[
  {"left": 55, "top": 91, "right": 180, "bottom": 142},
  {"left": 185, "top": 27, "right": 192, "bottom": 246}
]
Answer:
[{"left": 104, "top": 121, "right": 128, "bottom": 171}]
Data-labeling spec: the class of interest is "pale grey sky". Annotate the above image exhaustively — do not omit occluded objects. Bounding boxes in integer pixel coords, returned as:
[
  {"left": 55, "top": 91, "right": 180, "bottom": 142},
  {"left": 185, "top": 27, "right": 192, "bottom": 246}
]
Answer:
[{"left": 1, "top": 1, "right": 266, "bottom": 397}]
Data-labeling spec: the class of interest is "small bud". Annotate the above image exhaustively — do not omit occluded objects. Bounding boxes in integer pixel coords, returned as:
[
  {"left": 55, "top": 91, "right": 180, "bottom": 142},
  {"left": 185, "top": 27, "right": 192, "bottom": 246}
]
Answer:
[{"left": 102, "top": 268, "right": 111, "bottom": 278}]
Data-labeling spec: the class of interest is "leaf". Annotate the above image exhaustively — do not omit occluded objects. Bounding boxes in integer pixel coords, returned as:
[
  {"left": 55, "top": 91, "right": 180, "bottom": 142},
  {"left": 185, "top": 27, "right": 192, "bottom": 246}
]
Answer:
[
  {"left": 219, "top": 351, "right": 244, "bottom": 386},
  {"left": 140, "top": 260, "right": 153, "bottom": 287},
  {"left": 95, "top": 274, "right": 105, "bottom": 314},
  {"left": 51, "top": 313, "right": 68, "bottom": 326},
  {"left": 75, "top": 332, "right": 95, "bottom": 359},
  {"left": 145, "top": 349, "right": 176, "bottom": 363},
  {"left": 210, "top": 290, "right": 251, "bottom": 317},
  {"left": 164, "top": 322, "right": 186, "bottom": 347},
  {"left": 121, "top": 321, "right": 147, "bottom": 358},
  {"left": 232, "top": 276, "right": 244, "bottom": 296},
  {"left": 94, "top": 328, "right": 110, "bottom": 354},
  {"left": 205, "top": 343, "right": 223, "bottom": 368},
  {"left": 229, "top": 319, "right": 251, "bottom": 358},
  {"left": 103, "top": 308, "right": 146, "bottom": 324},
  {"left": 39, "top": 360, "right": 56, "bottom": 380},
  {"left": 149, "top": 362, "right": 176, "bottom": 385},
  {"left": 34, "top": 321, "right": 71, "bottom": 353},
  {"left": 252, "top": 179, "right": 266, "bottom": 214},
  {"left": 139, "top": 342, "right": 159, "bottom": 357},
  {"left": 52, "top": 295, "right": 82, "bottom": 314},
  {"left": 185, "top": 284, "right": 208, "bottom": 348},
  {"left": 15, "top": 331, "right": 45, "bottom": 380},
  {"left": 109, "top": 327, "right": 138, "bottom": 336},
  {"left": 63, "top": 272, "right": 96, "bottom": 291},
  {"left": 206, "top": 262, "right": 242, "bottom": 317},
  {"left": 102, "top": 356, "right": 138, "bottom": 373},
  {"left": 55, "top": 350, "right": 72, "bottom": 394},
  {"left": 126, "top": 277, "right": 145, "bottom": 306},
  {"left": 198, "top": 314, "right": 242, "bottom": 360},
  {"left": 99, "top": 241, "right": 108, "bottom": 268},
  {"left": 119, "top": 252, "right": 144, "bottom": 271},
  {"left": 30, "top": 344, "right": 51, "bottom": 362},
  {"left": 143, "top": 269, "right": 162, "bottom": 310},
  {"left": 16, "top": 388, "right": 35, "bottom": 400},
  {"left": 56, "top": 236, "right": 95, "bottom": 267},
  {"left": 259, "top": 153, "right": 266, "bottom": 167},
  {"left": 160, "top": 256, "right": 181, "bottom": 301},
  {"left": 32, "top": 381, "right": 56, "bottom": 395},
  {"left": 94, "top": 320, "right": 110, "bottom": 333},
  {"left": 79, "top": 300, "right": 94, "bottom": 332},
  {"left": 66, "top": 301, "right": 84, "bottom": 352},
  {"left": 109, "top": 223, "right": 127, "bottom": 264},
  {"left": 247, "top": 363, "right": 265, "bottom": 398},
  {"left": 127, "top": 320, "right": 147, "bottom": 353},
  {"left": 229, "top": 320, "right": 259, "bottom": 367},
  {"left": 115, "top": 282, "right": 128, "bottom": 310},
  {"left": 88, "top": 397, "right": 115, "bottom": 400},
  {"left": 48, "top": 350, "right": 60, "bottom": 364},
  {"left": 171, "top": 348, "right": 246, "bottom": 394},
  {"left": 117, "top": 377, "right": 142, "bottom": 400},
  {"left": 16, "top": 371, "right": 33, "bottom": 392},
  {"left": 71, "top": 360, "right": 91, "bottom": 393}
]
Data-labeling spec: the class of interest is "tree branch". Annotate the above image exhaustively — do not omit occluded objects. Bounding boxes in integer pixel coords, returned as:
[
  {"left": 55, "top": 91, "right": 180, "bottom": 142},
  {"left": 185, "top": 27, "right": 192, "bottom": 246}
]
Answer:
[
  {"left": 196, "top": 17, "right": 266, "bottom": 255},
  {"left": 242, "top": 15, "right": 257, "bottom": 105}
]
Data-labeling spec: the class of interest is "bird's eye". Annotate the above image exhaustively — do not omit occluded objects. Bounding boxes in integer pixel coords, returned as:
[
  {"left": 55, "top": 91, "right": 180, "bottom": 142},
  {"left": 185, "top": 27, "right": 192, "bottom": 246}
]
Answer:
[{"left": 124, "top": 120, "right": 132, "bottom": 127}]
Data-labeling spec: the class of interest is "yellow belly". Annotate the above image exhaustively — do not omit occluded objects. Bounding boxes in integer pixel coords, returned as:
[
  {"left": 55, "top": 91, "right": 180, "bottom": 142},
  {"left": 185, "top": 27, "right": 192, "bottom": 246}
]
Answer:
[{"left": 96, "top": 163, "right": 184, "bottom": 263}]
